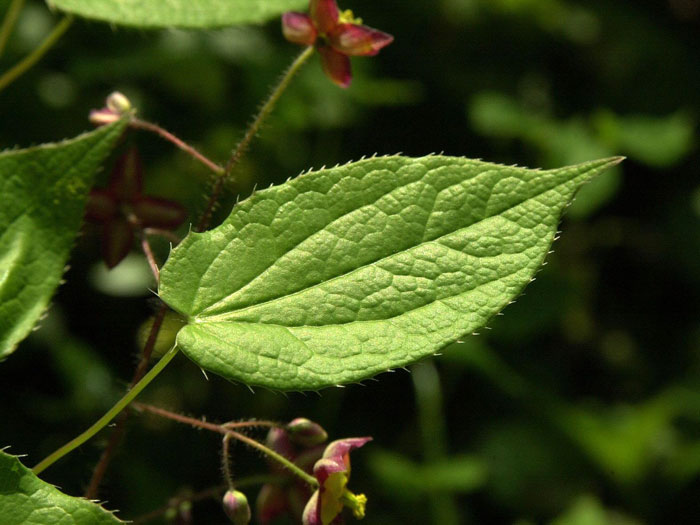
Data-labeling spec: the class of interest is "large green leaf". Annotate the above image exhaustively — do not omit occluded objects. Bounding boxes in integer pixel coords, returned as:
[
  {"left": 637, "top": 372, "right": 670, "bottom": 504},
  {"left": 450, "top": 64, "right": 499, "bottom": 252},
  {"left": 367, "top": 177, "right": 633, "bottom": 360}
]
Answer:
[
  {"left": 0, "top": 120, "right": 127, "bottom": 358},
  {"left": 47, "top": 0, "right": 306, "bottom": 29},
  {"left": 159, "top": 155, "right": 621, "bottom": 390},
  {"left": 0, "top": 450, "right": 123, "bottom": 524}
]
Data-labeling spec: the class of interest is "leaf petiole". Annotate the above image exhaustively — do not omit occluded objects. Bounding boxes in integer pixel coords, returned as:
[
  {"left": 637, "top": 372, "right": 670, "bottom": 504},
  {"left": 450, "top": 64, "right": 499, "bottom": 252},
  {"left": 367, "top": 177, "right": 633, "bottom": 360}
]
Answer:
[{"left": 32, "top": 345, "right": 180, "bottom": 475}]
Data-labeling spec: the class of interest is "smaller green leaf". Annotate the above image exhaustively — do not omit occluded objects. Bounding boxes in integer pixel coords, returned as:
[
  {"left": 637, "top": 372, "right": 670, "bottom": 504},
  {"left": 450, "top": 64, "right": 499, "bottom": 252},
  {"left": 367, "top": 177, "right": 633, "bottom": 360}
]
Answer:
[
  {"left": 0, "top": 450, "right": 124, "bottom": 524},
  {"left": 47, "top": 0, "right": 306, "bottom": 29},
  {"left": 0, "top": 119, "right": 128, "bottom": 358}
]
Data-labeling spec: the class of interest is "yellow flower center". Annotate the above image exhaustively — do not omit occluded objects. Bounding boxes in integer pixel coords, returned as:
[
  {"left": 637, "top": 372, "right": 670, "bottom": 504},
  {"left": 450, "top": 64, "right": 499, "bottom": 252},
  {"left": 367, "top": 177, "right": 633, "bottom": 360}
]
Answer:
[
  {"left": 341, "top": 490, "right": 368, "bottom": 519},
  {"left": 338, "top": 9, "right": 362, "bottom": 25}
]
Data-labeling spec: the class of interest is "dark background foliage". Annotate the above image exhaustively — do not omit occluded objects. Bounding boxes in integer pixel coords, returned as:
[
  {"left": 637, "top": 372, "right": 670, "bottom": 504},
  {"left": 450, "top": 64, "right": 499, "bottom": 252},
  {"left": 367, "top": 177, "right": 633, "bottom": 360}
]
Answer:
[{"left": 1, "top": 0, "right": 699, "bottom": 523}]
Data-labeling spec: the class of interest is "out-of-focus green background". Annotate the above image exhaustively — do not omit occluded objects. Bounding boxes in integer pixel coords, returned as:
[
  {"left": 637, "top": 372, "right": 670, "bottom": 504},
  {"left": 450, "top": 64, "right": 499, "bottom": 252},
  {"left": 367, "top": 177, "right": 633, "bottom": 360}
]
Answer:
[{"left": 1, "top": 0, "right": 699, "bottom": 523}]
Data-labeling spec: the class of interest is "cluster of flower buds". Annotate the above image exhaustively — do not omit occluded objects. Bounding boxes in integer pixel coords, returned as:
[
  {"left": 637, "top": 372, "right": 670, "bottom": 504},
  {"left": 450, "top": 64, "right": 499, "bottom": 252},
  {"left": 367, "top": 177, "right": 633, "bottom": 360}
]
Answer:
[
  {"left": 89, "top": 91, "right": 134, "bottom": 126},
  {"left": 256, "top": 418, "right": 329, "bottom": 523}
]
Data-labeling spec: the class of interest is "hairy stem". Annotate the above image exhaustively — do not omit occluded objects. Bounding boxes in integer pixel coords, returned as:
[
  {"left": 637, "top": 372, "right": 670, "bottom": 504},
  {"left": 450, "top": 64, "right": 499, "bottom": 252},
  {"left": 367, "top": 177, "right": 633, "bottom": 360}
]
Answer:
[
  {"left": 140, "top": 231, "right": 160, "bottom": 282},
  {"left": 84, "top": 303, "right": 169, "bottom": 498},
  {"left": 0, "top": 15, "right": 72, "bottom": 93},
  {"left": 0, "top": 0, "right": 25, "bottom": 58},
  {"left": 222, "top": 434, "right": 235, "bottom": 489},
  {"left": 131, "top": 117, "right": 224, "bottom": 175},
  {"left": 135, "top": 403, "right": 318, "bottom": 488},
  {"left": 33, "top": 345, "right": 179, "bottom": 475},
  {"left": 197, "top": 46, "right": 314, "bottom": 232}
]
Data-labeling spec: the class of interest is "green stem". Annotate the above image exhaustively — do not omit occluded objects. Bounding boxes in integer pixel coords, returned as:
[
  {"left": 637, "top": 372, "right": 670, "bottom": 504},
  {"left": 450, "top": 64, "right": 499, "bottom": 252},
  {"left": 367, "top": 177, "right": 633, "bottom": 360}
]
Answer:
[
  {"left": 0, "top": 0, "right": 25, "bottom": 58},
  {"left": 226, "top": 428, "right": 318, "bottom": 488},
  {"left": 32, "top": 345, "right": 180, "bottom": 475},
  {"left": 0, "top": 15, "right": 72, "bottom": 93},
  {"left": 197, "top": 45, "right": 315, "bottom": 232}
]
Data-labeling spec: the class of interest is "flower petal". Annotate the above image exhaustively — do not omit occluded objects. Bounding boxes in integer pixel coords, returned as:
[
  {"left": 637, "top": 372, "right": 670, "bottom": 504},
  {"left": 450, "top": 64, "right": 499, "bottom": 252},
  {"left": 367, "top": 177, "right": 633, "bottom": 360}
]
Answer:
[
  {"left": 301, "top": 490, "right": 321, "bottom": 525},
  {"left": 282, "top": 12, "right": 317, "bottom": 46},
  {"left": 318, "top": 46, "right": 352, "bottom": 88},
  {"left": 102, "top": 219, "right": 133, "bottom": 268},
  {"left": 109, "top": 148, "right": 143, "bottom": 201},
  {"left": 329, "top": 24, "right": 394, "bottom": 56},
  {"left": 310, "top": 0, "right": 339, "bottom": 34},
  {"left": 322, "top": 437, "right": 372, "bottom": 462},
  {"left": 313, "top": 457, "right": 347, "bottom": 487},
  {"left": 132, "top": 196, "right": 186, "bottom": 229},
  {"left": 85, "top": 189, "right": 118, "bottom": 222}
]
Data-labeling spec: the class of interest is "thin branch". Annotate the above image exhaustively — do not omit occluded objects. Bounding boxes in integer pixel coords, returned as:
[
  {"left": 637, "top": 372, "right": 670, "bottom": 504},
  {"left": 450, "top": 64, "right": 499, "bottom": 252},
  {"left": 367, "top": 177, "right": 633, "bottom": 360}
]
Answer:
[
  {"left": 131, "top": 117, "right": 224, "bottom": 175},
  {"left": 0, "top": 15, "right": 72, "bottom": 93},
  {"left": 222, "top": 434, "right": 235, "bottom": 489},
  {"left": 33, "top": 345, "right": 179, "bottom": 475},
  {"left": 196, "top": 46, "right": 314, "bottom": 232},
  {"left": 83, "top": 303, "right": 169, "bottom": 498},
  {"left": 0, "top": 0, "right": 25, "bottom": 58},
  {"left": 134, "top": 403, "right": 318, "bottom": 487},
  {"left": 140, "top": 232, "right": 160, "bottom": 282}
]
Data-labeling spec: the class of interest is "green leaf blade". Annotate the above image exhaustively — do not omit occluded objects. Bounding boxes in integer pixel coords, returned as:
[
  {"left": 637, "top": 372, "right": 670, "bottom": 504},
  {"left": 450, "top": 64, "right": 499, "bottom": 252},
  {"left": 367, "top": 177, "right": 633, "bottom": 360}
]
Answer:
[
  {"left": 0, "top": 120, "right": 127, "bottom": 358},
  {"left": 159, "top": 155, "right": 622, "bottom": 390},
  {"left": 47, "top": 0, "right": 306, "bottom": 29},
  {"left": 0, "top": 450, "right": 124, "bottom": 524}
]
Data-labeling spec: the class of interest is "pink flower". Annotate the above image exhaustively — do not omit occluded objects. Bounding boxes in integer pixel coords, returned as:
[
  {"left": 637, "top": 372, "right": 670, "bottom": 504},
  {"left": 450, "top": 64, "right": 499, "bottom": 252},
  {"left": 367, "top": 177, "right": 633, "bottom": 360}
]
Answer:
[
  {"left": 302, "top": 437, "right": 372, "bottom": 525},
  {"left": 282, "top": 0, "right": 393, "bottom": 87},
  {"left": 85, "top": 148, "right": 186, "bottom": 268}
]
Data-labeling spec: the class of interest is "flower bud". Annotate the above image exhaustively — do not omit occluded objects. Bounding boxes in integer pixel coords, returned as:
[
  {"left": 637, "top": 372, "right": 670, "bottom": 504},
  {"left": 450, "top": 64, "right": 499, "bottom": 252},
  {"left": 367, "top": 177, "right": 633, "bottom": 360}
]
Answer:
[
  {"left": 222, "top": 490, "right": 251, "bottom": 524},
  {"left": 89, "top": 108, "right": 120, "bottom": 126},
  {"left": 106, "top": 91, "right": 132, "bottom": 113},
  {"left": 286, "top": 418, "right": 328, "bottom": 448}
]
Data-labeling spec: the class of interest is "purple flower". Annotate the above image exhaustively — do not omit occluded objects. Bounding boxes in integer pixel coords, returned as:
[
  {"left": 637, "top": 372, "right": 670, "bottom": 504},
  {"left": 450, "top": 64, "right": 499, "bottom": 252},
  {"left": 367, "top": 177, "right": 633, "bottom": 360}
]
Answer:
[
  {"left": 85, "top": 148, "right": 185, "bottom": 268},
  {"left": 282, "top": 0, "right": 393, "bottom": 87}
]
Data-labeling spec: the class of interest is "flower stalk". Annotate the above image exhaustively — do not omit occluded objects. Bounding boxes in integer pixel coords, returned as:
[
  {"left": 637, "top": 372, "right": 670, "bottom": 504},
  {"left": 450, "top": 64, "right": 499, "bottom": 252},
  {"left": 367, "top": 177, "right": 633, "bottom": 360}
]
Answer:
[
  {"left": 197, "top": 45, "right": 315, "bottom": 232},
  {"left": 130, "top": 117, "right": 225, "bottom": 175},
  {"left": 133, "top": 403, "right": 319, "bottom": 488},
  {"left": 0, "top": 15, "right": 73, "bottom": 93},
  {"left": 0, "top": 0, "right": 25, "bottom": 57}
]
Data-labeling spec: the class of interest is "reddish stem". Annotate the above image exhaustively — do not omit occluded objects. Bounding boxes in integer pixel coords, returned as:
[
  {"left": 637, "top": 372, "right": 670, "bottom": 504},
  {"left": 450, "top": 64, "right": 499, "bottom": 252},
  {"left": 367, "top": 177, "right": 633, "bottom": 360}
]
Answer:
[
  {"left": 140, "top": 232, "right": 160, "bottom": 282},
  {"left": 131, "top": 118, "right": 224, "bottom": 175}
]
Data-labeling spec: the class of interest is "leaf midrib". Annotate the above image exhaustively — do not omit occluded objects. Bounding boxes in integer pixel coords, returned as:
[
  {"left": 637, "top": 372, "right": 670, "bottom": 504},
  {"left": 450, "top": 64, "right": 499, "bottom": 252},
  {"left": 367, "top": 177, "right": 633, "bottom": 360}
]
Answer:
[
  {"left": 194, "top": 169, "right": 570, "bottom": 324},
  {"left": 192, "top": 259, "right": 526, "bottom": 328},
  {"left": 192, "top": 163, "right": 493, "bottom": 317},
  {"left": 186, "top": 158, "right": 488, "bottom": 316}
]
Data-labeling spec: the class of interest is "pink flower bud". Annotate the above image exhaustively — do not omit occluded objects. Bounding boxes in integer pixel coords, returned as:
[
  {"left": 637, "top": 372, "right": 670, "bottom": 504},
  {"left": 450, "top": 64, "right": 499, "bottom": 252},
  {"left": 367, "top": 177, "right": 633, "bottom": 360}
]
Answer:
[
  {"left": 222, "top": 490, "right": 251, "bottom": 524},
  {"left": 286, "top": 418, "right": 328, "bottom": 448},
  {"left": 89, "top": 108, "right": 120, "bottom": 126}
]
